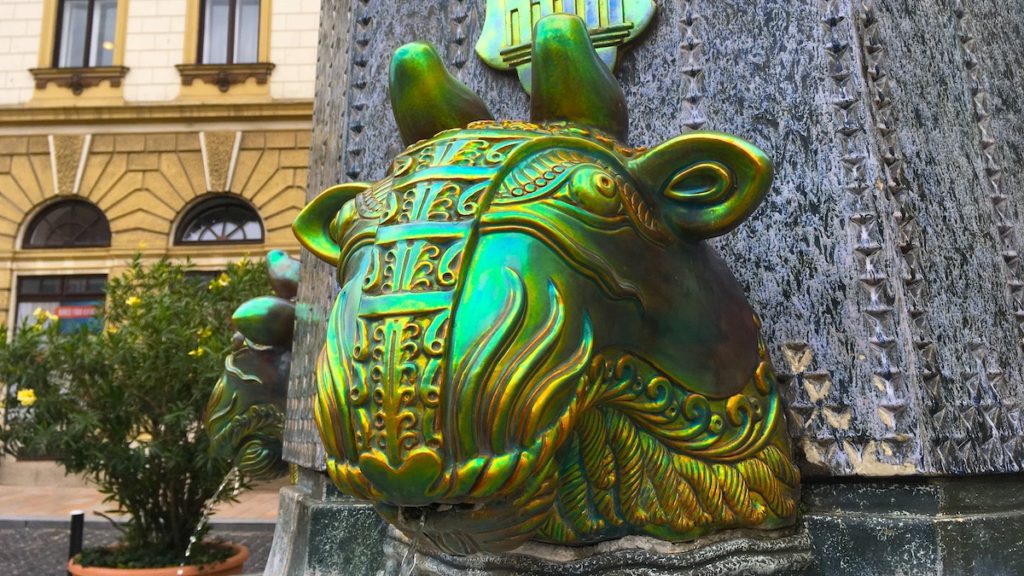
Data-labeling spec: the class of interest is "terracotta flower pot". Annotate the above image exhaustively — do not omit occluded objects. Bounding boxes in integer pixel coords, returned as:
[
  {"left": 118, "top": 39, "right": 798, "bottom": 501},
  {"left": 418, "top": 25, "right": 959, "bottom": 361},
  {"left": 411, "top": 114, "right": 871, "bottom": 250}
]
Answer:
[{"left": 67, "top": 544, "right": 249, "bottom": 576}]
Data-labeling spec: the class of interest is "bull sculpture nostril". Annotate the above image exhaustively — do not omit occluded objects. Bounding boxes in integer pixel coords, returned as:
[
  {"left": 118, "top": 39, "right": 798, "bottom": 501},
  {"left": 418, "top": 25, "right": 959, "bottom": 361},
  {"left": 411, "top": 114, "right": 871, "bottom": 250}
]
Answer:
[{"left": 297, "top": 12, "right": 799, "bottom": 557}]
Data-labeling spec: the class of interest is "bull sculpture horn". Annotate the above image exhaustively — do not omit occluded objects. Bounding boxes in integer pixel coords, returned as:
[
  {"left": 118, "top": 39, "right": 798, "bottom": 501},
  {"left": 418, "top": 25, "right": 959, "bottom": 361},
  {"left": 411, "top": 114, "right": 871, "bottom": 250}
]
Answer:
[
  {"left": 390, "top": 42, "right": 494, "bottom": 146},
  {"left": 530, "top": 14, "right": 628, "bottom": 141}
]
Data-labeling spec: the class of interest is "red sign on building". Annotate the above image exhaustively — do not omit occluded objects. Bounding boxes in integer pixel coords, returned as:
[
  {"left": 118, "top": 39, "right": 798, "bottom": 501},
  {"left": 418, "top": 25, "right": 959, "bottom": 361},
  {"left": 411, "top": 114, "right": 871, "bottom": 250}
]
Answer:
[{"left": 55, "top": 305, "right": 97, "bottom": 319}]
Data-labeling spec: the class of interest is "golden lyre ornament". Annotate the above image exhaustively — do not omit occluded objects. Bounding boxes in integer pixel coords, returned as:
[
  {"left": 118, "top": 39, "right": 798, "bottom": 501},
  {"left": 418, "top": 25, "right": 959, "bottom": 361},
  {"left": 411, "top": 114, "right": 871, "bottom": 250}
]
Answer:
[
  {"left": 294, "top": 14, "right": 800, "bottom": 556},
  {"left": 476, "top": 0, "right": 656, "bottom": 91}
]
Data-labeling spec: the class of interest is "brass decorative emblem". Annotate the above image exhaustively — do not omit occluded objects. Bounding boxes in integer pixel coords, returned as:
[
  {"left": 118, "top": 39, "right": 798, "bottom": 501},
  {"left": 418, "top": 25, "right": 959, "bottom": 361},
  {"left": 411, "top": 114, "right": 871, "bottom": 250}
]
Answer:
[
  {"left": 476, "top": 0, "right": 656, "bottom": 91},
  {"left": 295, "top": 14, "right": 799, "bottom": 556}
]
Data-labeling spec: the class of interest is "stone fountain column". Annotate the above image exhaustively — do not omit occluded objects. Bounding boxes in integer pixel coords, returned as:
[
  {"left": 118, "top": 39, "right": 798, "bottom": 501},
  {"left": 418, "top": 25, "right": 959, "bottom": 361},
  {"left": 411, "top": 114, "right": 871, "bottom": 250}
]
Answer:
[{"left": 265, "top": 0, "right": 1024, "bottom": 574}]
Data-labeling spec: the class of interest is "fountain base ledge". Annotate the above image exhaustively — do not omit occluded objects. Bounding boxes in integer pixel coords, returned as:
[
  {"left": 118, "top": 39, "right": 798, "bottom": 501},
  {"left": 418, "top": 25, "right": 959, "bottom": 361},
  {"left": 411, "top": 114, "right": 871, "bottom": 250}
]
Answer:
[
  {"left": 263, "top": 472, "right": 1024, "bottom": 575},
  {"left": 382, "top": 525, "right": 813, "bottom": 576}
]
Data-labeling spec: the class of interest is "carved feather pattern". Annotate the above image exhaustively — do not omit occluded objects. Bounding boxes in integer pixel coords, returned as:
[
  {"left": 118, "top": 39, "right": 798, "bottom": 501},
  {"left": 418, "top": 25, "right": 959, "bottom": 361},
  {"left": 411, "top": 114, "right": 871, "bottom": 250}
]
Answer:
[{"left": 538, "top": 344, "right": 800, "bottom": 544}]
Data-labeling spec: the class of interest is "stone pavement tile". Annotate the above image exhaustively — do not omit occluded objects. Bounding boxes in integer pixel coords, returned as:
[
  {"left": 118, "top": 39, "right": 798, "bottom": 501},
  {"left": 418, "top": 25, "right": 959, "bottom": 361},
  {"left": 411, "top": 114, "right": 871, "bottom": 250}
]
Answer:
[
  {"left": 0, "top": 525, "right": 273, "bottom": 576},
  {"left": 0, "top": 484, "right": 280, "bottom": 521}
]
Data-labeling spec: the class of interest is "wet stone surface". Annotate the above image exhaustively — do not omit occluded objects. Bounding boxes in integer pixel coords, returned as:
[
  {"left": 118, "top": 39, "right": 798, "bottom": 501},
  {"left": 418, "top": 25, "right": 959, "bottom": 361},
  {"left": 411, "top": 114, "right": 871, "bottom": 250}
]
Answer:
[
  {"left": 0, "top": 524, "right": 273, "bottom": 576},
  {"left": 383, "top": 525, "right": 813, "bottom": 576}
]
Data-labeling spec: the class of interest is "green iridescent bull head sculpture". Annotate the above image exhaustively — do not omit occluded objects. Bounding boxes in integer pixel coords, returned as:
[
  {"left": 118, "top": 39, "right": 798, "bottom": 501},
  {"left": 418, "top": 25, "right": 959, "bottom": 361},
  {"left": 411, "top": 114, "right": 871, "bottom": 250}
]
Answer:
[
  {"left": 294, "top": 14, "right": 799, "bottom": 555},
  {"left": 205, "top": 250, "right": 299, "bottom": 480}
]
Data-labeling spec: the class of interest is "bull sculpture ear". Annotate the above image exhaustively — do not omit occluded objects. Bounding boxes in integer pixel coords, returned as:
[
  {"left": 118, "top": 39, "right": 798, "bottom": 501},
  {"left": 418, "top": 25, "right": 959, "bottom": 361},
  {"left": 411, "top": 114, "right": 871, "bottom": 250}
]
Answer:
[
  {"left": 629, "top": 132, "right": 772, "bottom": 240},
  {"left": 292, "top": 183, "right": 369, "bottom": 265}
]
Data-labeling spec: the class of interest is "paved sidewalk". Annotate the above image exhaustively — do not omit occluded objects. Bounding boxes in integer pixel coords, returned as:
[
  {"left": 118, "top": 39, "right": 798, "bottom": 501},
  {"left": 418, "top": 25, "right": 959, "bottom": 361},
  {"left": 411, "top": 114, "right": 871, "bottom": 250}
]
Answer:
[
  {"left": 0, "top": 484, "right": 280, "bottom": 523},
  {"left": 0, "top": 525, "right": 273, "bottom": 576},
  {"left": 0, "top": 483, "right": 281, "bottom": 575}
]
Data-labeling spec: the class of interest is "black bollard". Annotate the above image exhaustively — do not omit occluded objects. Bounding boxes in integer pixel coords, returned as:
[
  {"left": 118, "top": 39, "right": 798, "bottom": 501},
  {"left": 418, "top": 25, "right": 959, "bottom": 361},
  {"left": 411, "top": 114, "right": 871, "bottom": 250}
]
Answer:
[{"left": 67, "top": 510, "right": 84, "bottom": 576}]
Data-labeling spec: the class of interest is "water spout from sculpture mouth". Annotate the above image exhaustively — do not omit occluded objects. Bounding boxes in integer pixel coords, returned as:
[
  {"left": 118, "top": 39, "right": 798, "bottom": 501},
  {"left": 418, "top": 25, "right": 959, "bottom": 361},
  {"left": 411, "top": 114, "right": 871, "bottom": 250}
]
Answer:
[
  {"left": 399, "top": 511, "right": 426, "bottom": 576},
  {"left": 397, "top": 502, "right": 479, "bottom": 523},
  {"left": 393, "top": 502, "right": 497, "bottom": 557}
]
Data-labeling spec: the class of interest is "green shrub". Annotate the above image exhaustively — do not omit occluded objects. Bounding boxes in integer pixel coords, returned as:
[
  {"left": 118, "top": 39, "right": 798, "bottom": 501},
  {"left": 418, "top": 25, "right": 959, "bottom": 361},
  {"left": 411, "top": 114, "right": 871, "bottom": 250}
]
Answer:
[
  {"left": 0, "top": 309, "right": 65, "bottom": 459},
  {"left": 0, "top": 255, "right": 271, "bottom": 564}
]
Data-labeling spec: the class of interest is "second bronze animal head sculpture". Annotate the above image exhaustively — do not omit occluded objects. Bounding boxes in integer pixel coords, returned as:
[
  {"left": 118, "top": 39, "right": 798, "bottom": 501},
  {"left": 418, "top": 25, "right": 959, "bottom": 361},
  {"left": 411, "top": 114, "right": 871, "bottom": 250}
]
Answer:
[{"left": 295, "top": 14, "right": 799, "bottom": 555}]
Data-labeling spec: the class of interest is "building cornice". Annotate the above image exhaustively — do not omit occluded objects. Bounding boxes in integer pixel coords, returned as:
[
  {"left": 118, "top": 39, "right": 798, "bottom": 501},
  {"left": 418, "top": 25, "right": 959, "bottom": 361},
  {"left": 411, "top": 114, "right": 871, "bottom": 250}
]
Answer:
[
  {"left": 0, "top": 100, "right": 314, "bottom": 129},
  {"left": 30, "top": 66, "right": 131, "bottom": 95},
  {"left": 0, "top": 243, "right": 302, "bottom": 270},
  {"left": 176, "top": 63, "right": 277, "bottom": 93}
]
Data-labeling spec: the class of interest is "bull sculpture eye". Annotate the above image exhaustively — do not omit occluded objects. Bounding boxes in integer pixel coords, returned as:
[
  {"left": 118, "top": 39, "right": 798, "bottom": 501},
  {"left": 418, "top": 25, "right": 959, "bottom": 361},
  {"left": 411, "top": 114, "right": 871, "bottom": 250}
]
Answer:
[
  {"left": 569, "top": 167, "right": 621, "bottom": 216},
  {"left": 293, "top": 13, "right": 799, "bottom": 557}
]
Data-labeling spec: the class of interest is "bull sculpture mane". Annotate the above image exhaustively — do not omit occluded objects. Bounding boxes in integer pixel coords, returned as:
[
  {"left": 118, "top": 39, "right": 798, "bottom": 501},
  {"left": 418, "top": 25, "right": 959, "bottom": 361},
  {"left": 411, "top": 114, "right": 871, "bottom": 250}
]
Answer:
[{"left": 294, "top": 14, "right": 799, "bottom": 555}]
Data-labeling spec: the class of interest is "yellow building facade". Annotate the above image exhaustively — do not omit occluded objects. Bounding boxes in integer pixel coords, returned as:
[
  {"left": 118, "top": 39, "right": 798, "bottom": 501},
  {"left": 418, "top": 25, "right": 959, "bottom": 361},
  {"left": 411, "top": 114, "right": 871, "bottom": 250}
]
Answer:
[{"left": 0, "top": 0, "right": 318, "bottom": 330}]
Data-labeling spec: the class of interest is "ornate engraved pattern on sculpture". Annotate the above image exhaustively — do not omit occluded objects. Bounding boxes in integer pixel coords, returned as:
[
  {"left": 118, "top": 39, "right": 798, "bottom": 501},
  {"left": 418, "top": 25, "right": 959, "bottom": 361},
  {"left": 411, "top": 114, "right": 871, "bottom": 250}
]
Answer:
[{"left": 293, "top": 14, "right": 800, "bottom": 555}]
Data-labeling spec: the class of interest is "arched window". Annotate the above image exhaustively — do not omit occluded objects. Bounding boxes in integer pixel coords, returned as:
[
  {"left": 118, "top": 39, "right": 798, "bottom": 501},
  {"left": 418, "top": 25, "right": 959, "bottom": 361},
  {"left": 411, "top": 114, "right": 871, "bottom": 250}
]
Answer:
[
  {"left": 175, "top": 196, "right": 264, "bottom": 244},
  {"left": 24, "top": 200, "right": 111, "bottom": 249}
]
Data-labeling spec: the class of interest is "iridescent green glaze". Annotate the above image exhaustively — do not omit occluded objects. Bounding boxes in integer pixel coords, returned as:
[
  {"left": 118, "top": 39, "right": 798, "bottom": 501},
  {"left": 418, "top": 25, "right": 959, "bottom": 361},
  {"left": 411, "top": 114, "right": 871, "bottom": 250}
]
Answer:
[
  {"left": 233, "top": 296, "right": 296, "bottom": 347},
  {"left": 296, "top": 14, "right": 799, "bottom": 555},
  {"left": 475, "top": 0, "right": 656, "bottom": 92},
  {"left": 389, "top": 43, "right": 493, "bottom": 146},
  {"left": 267, "top": 250, "right": 300, "bottom": 299},
  {"left": 204, "top": 250, "right": 298, "bottom": 480},
  {"left": 531, "top": 16, "right": 627, "bottom": 140},
  {"left": 292, "top": 184, "right": 365, "bottom": 266}
]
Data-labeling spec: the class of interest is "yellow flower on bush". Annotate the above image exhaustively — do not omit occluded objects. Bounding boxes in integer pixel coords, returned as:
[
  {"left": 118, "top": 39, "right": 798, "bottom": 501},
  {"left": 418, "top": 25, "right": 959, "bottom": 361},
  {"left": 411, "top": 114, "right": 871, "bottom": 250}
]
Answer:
[
  {"left": 127, "top": 430, "right": 153, "bottom": 449},
  {"left": 196, "top": 326, "right": 212, "bottom": 340},
  {"left": 209, "top": 272, "right": 231, "bottom": 290},
  {"left": 32, "top": 308, "right": 59, "bottom": 323},
  {"left": 17, "top": 389, "right": 37, "bottom": 407},
  {"left": 188, "top": 347, "right": 205, "bottom": 357},
  {"left": 125, "top": 295, "right": 142, "bottom": 307}
]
